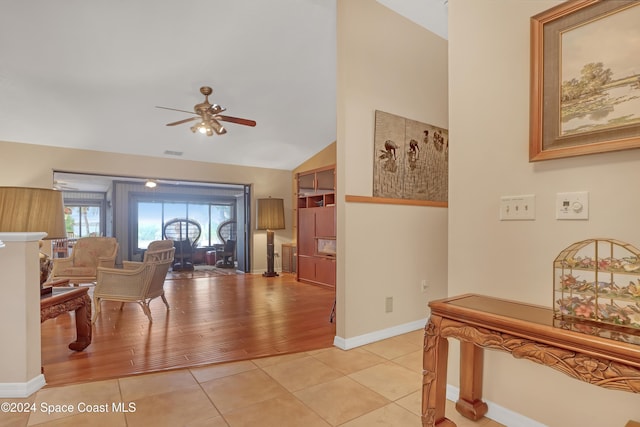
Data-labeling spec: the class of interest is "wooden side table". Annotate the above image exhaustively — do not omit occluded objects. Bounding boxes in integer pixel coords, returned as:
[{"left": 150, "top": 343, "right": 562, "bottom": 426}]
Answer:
[{"left": 41, "top": 286, "right": 92, "bottom": 351}]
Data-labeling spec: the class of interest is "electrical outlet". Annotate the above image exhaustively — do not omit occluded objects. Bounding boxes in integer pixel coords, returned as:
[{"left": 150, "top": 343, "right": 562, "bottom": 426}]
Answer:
[
  {"left": 500, "top": 194, "right": 535, "bottom": 221},
  {"left": 385, "top": 297, "right": 393, "bottom": 313}
]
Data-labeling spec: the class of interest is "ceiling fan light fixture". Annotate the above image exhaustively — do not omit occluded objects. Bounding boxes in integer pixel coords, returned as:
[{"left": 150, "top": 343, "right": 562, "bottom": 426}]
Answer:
[
  {"left": 210, "top": 120, "right": 226, "bottom": 135},
  {"left": 190, "top": 122, "right": 207, "bottom": 134},
  {"left": 190, "top": 120, "right": 218, "bottom": 137},
  {"left": 158, "top": 86, "right": 255, "bottom": 136}
]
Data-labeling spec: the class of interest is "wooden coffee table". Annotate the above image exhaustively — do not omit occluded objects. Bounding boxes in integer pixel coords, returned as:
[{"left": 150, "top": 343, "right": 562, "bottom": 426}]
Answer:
[{"left": 41, "top": 285, "right": 92, "bottom": 351}]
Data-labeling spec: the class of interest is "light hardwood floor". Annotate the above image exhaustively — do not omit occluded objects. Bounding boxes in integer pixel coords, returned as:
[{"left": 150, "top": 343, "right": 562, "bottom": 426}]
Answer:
[{"left": 41, "top": 272, "right": 337, "bottom": 387}]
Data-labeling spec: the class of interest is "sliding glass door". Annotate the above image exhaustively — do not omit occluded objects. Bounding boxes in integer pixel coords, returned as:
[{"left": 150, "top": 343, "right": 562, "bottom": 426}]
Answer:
[{"left": 134, "top": 199, "right": 234, "bottom": 250}]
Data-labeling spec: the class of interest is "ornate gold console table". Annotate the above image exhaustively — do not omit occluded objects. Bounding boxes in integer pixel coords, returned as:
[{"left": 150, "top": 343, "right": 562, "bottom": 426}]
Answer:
[{"left": 422, "top": 294, "right": 640, "bottom": 427}]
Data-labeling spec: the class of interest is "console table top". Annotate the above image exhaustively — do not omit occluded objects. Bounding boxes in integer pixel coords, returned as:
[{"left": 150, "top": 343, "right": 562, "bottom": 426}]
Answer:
[{"left": 429, "top": 294, "right": 640, "bottom": 367}]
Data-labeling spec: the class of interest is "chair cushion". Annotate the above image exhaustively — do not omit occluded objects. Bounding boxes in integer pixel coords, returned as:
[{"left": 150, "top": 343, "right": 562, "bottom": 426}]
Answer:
[
  {"left": 56, "top": 266, "right": 95, "bottom": 277},
  {"left": 73, "top": 238, "right": 116, "bottom": 267}
]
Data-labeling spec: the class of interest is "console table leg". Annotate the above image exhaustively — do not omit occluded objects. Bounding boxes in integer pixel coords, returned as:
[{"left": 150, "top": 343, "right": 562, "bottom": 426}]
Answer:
[
  {"left": 68, "top": 294, "right": 92, "bottom": 351},
  {"left": 422, "top": 316, "right": 456, "bottom": 427},
  {"left": 456, "top": 341, "right": 488, "bottom": 420}
]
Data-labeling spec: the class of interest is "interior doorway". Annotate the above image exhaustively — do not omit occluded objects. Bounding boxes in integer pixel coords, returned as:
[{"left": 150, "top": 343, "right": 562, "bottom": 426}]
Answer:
[{"left": 53, "top": 171, "right": 251, "bottom": 272}]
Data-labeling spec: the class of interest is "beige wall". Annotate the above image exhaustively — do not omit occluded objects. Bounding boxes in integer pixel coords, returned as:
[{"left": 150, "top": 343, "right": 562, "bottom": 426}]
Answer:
[
  {"left": 293, "top": 141, "right": 336, "bottom": 174},
  {"left": 336, "top": 0, "right": 449, "bottom": 340},
  {"left": 450, "top": 1, "right": 640, "bottom": 425},
  {"left": 0, "top": 140, "right": 293, "bottom": 274}
]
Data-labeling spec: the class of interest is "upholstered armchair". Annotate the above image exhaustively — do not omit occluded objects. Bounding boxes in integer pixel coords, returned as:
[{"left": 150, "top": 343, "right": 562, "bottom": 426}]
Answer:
[
  {"left": 49, "top": 237, "right": 119, "bottom": 285},
  {"left": 92, "top": 240, "right": 175, "bottom": 323}
]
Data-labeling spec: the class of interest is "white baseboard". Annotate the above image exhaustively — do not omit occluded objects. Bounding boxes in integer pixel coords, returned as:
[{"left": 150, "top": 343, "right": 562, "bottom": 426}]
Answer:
[
  {"left": 333, "top": 318, "right": 427, "bottom": 349},
  {"left": 0, "top": 374, "right": 46, "bottom": 398},
  {"left": 446, "top": 385, "right": 547, "bottom": 427}
]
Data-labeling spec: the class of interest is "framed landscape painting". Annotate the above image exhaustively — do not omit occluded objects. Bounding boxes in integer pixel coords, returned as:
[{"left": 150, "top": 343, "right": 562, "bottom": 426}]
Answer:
[
  {"left": 530, "top": 0, "right": 640, "bottom": 161},
  {"left": 373, "top": 110, "right": 448, "bottom": 202}
]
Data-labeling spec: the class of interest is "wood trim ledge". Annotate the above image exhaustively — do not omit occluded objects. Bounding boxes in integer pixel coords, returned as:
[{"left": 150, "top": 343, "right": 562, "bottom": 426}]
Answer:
[{"left": 345, "top": 195, "right": 447, "bottom": 208}]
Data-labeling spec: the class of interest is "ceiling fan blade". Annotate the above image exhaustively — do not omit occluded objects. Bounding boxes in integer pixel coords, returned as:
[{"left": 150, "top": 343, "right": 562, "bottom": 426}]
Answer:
[
  {"left": 216, "top": 115, "right": 257, "bottom": 127},
  {"left": 166, "top": 117, "right": 199, "bottom": 126},
  {"left": 156, "top": 106, "right": 197, "bottom": 115}
]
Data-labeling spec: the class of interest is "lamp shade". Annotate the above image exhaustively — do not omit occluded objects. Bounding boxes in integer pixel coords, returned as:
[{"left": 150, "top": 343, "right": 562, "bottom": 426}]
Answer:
[
  {"left": 256, "top": 198, "right": 285, "bottom": 230},
  {"left": 0, "top": 187, "right": 66, "bottom": 239}
]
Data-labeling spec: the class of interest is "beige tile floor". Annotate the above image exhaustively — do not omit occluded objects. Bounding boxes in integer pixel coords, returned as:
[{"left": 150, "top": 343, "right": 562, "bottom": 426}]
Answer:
[{"left": 1, "top": 331, "right": 504, "bottom": 427}]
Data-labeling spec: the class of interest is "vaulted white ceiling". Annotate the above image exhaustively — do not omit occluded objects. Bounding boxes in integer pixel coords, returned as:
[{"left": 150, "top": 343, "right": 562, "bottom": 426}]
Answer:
[{"left": 1, "top": 1, "right": 446, "bottom": 172}]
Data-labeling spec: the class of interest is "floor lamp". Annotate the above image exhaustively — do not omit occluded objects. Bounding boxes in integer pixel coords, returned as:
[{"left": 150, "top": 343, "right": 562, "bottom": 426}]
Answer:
[{"left": 257, "top": 197, "right": 285, "bottom": 277}]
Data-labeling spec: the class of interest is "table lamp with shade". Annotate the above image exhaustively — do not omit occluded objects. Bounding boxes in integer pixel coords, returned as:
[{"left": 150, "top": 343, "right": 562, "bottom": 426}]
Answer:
[
  {"left": 0, "top": 187, "right": 67, "bottom": 293},
  {"left": 256, "top": 197, "right": 285, "bottom": 277}
]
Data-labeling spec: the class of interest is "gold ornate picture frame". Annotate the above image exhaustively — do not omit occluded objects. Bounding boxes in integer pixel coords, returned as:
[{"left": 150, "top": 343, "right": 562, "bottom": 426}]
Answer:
[{"left": 530, "top": 0, "right": 640, "bottom": 161}]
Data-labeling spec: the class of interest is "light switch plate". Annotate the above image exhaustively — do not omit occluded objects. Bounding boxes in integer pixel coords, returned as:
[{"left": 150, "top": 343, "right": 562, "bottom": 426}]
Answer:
[
  {"left": 500, "top": 195, "right": 535, "bottom": 221},
  {"left": 556, "top": 191, "right": 589, "bottom": 220}
]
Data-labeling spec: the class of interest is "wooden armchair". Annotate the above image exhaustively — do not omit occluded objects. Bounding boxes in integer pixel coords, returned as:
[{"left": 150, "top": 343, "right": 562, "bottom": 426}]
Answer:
[
  {"left": 163, "top": 218, "right": 201, "bottom": 271},
  {"left": 49, "top": 237, "right": 118, "bottom": 285},
  {"left": 92, "top": 240, "right": 175, "bottom": 323},
  {"left": 216, "top": 239, "right": 236, "bottom": 268}
]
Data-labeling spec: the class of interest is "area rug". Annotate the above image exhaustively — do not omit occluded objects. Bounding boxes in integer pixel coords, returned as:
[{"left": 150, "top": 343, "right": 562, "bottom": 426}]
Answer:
[{"left": 165, "top": 266, "right": 237, "bottom": 280}]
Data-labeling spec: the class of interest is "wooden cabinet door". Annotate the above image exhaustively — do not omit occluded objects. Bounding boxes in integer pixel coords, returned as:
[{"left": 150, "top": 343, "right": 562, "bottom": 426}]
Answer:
[
  {"left": 316, "top": 168, "right": 335, "bottom": 192},
  {"left": 315, "top": 207, "right": 335, "bottom": 237},
  {"left": 298, "top": 209, "right": 316, "bottom": 256},
  {"left": 297, "top": 256, "right": 316, "bottom": 282},
  {"left": 298, "top": 256, "right": 335, "bottom": 287},
  {"left": 298, "top": 172, "right": 315, "bottom": 195},
  {"left": 315, "top": 257, "right": 336, "bottom": 287}
]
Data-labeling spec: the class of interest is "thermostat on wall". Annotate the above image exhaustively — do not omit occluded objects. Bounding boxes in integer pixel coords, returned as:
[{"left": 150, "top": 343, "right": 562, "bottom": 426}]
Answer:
[{"left": 556, "top": 191, "right": 589, "bottom": 220}]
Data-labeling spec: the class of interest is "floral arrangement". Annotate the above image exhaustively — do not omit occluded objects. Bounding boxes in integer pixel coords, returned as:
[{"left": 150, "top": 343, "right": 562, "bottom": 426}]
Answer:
[
  {"left": 558, "top": 274, "right": 640, "bottom": 298},
  {"left": 556, "top": 296, "right": 640, "bottom": 328},
  {"left": 560, "top": 255, "right": 640, "bottom": 272}
]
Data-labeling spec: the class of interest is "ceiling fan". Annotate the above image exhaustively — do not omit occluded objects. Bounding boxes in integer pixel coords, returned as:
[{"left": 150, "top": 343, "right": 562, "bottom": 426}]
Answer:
[{"left": 156, "top": 86, "right": 256, "bottom": 136}]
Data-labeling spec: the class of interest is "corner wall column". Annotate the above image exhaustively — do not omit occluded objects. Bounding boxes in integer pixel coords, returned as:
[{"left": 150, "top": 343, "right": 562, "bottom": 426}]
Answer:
[{"left": 0, "top": 232, "right": 46, "bottom": 397}]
